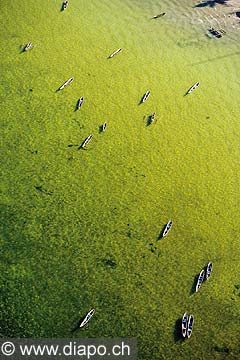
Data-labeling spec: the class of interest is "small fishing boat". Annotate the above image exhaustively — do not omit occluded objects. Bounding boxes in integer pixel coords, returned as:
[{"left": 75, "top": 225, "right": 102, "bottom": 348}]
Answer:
[
  {"left": 195, "top": 269, "right": 205, "bottom": 292},
  {"left": 24, "top": 42, "right": 32, "bottom": 51},
  {"left": 59, "top": 77, "right": 74, "bottom": 90},
  {"left": 77, "top": 97, "right": 84, "bottom": 110},
  {"left": 186, "top": 82, "right": 200, "bottom": 94},
  {"left": 152, "top": 12, "right": 166, "bottom": 19},
  {"left": 62, "top": 1, "right": 69, "bottom": 11},
  {"left": 187, "top": 314, "right": 194, "bottom": 338},
  {"left": 182, "top": 313, "right": 188, "bottom": 338},
  {"left": 79, "top": 309, "right": 95, "bottom": 328},
  {"left": 102, "top": 122, "right": 107, "bottom": 131},
  {"left": 109, "top": 48, "right": 122, "bottom": 58},
  {"left": 142, "top": 90, "right": 150, "bottom": 103},
  {"left": 148, "top": 112, "right": 156, "bottom": 125},
  {"left": 79, "top": 134, "right": 93, "bottom": 149},
  {"left": 162, "top": 220, "right": 172, "bottom": 237},
  {"left": 205, "top": 262, "right": 213, "bottom": 280},
  {"left": 208, "top": 28, "right": 222, "bottom": 39}
]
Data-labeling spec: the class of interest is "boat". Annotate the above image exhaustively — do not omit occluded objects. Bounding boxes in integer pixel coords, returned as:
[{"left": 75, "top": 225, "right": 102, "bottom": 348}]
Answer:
[
  {"left": 187, "top": 314, "right": 194, "bottom": 338},
  {"left": 152, "top": 12, "right": 166, "bottom": 19},
  {"left": 186, "top": 82, "right": 200, "bottom": 94},
  {"left": 182, "top": 313, "right": 188, "bottom": 338},
  {"left": 142, "top": 90, "right": 150, "bottom": 103},
  {"left": 205, "top": 262, "right": 213, "bottom": 280},
  {"left": 208, "top": 28, "right": 222, "bottom": 39},
  {"left": 102, "top": 122, "right": 107, "bottom": 131},
  {"left": 109, "top": 48, "right": 122, "bottom": 58},
  {"left": 79, "top": 309, "right": 95, "bottom": 328},
  {"left": 162, "top": 220, "right": 172, "bottom": 237},
  {"left": 24, "top": 42, "right": 32, "bottom": 51},
  {"left": 77, "top": 97, "right": 84, "bottom": 110},
  {"left": 79, "top": 134, "right": 93, "bottom": 149},
  {"left": 62, "top": 1, "right": 69, "bottom": 10},
  {"left": 148, "top": 112, "right": 156, "bottom": 125},
  {"left": 195, "top": 269, "right": 205, "bottom": 292},
  {"left": 59, "top": 77, "right": 74, "bottom": 90}
]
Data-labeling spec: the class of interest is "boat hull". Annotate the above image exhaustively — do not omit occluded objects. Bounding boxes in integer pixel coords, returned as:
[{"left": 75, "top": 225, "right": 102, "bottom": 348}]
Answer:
[
  {"left": 187, "top": 315, "right": 194, "bottom": 338},
  {"left": 186, "top": 82, "right": 200, "bottom": 95},
  {"left": 182, "top": 313, "right": 188, "bottom": 338},
  {"left": 206, "top": 262, "right": 213, "bottom": 280},
  {"left": 195, "top": 269, "right": 205, "bottom": 292},
  {"left": 109, "top": 48, "right": 122, "bottom": 58},
  {"left": 77, "top": 97, "right": 83, "bottom": 109},
  {"left": 162, "top": 220, "right": 172, "bottom": 237},
  {"left": 79, "top": 309, "right": 95, "bottom": 328},
  {"left": 142, "top": 91, "right": 150, "bottom": 103},
  {"left": 59, "top": 77, "right": 74, "bottom": 90}
]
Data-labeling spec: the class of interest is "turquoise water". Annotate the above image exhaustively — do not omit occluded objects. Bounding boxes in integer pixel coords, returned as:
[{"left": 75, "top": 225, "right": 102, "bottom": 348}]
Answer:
[{"left": 1, "top": 0, "right": 240, "bottom": 359}]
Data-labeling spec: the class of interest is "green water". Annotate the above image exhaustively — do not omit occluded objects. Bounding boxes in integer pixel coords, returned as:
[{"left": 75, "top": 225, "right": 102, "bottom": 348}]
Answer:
[{"left": 1, "top": 0, "right": 240, "bottom": 358}]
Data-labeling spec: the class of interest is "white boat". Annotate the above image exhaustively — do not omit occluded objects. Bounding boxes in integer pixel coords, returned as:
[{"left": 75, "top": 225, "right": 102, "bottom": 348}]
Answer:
[
  {"left": 24, "top": 42, "right": 32, "bottom": 51},
  {"left": 109, "top": 48, "right": 122, "bottom": 58},
  {"left": 59, "top": 78, "right": 74, "bottom": 90},
  {"left": 187, "top": 314, "right": 194, "bottom": 338},
  {"left": 186, "top": 82, "right": 200, "bottom": 94},
  {"left": 142, "top": 90, "right": 150, "bottom": 103},
  {"left": 182, "top": 313, "right": 188, "bottom": 338},
  {"left": 79, "top": 134, "right": 93, "bottom": 149},
  {"left": 59, "top": 77, "right": 74, "bottom": 90},
  {"left": 77, "top": 97, "right": 83, "bottom": 109},
  {"left": 195, "top": 269, "right": 205, "bottom": 292},
  {"left": 79, "top": 309, "right": 95, "bottom": 328},
  {"left": 206, "top": 262, "right": 213, "bottom": 280},
  {"left": 162, "top": 220, "right": 172, "bottom": 237},
  {"left": 102, "top": 122, "right": 107, "bottom": 131}
]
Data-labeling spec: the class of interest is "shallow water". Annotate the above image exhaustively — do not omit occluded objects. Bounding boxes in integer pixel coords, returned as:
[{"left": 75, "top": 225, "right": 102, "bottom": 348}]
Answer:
[{"left": 0, "top": 0, "right": 240, "bottom": 358}]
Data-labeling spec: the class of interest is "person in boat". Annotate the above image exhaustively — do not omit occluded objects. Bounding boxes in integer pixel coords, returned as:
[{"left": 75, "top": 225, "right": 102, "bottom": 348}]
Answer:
[{"left": 62, "top": 1, "right": 68, "bottom": 9}]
